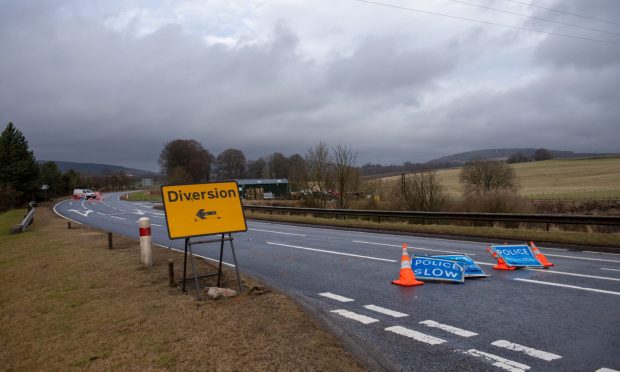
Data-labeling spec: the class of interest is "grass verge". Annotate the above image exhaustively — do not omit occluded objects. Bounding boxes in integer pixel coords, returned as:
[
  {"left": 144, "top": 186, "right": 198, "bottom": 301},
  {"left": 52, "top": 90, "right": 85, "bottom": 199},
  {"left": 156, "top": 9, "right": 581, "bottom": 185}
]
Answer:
[
  {"left": 126, "top": 189, "right": 162, "bottom": 202},
  {"left": 245, "top": 211, "right": 620, "bottom": 249},
  {"left": 0, "top": 206, "right": 363, "bottom": 371}
]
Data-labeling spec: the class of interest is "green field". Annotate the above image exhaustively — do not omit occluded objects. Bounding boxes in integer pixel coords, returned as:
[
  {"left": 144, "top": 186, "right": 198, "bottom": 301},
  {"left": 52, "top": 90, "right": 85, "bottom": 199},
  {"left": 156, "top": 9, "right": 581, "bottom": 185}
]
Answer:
[{"left": 380, "top": 157, "right": 620, "bottom": 200}]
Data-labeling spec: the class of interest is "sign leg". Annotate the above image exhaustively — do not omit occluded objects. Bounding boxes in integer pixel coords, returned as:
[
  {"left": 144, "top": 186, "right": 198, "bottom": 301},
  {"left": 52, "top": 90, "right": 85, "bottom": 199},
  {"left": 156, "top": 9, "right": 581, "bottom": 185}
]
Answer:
[
  {"left": 229, "top": 234, "right": 243, "bottom": 292},
  {"left": 182, "top": 238, "right": 189, "bottom": 292},
  {"left": 188, "top": 241, "right": 201, "bottom": 300},
  {"left": 217, "top": 234, "right": 225, "bottom": 287}
]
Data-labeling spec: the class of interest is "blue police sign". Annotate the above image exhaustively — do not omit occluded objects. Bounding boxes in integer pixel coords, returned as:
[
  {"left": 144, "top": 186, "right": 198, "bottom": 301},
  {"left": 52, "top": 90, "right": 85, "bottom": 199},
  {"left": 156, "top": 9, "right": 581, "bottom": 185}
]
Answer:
[
  {"left": 412, "top": 257, "right": 465, "bottom": 283},
  {"left": 432, "top": 255, "right": 488, "bottom": 278},
  {"left": 491, "top": 244, "right": 543, "bottom": 268}
]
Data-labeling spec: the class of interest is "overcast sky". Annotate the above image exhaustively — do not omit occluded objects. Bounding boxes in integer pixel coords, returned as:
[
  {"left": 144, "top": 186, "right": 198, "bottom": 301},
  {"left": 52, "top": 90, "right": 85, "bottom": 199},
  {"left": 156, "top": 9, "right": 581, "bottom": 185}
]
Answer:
[{"left": 1, "top": 0, "right": 619, "bottom": 171}]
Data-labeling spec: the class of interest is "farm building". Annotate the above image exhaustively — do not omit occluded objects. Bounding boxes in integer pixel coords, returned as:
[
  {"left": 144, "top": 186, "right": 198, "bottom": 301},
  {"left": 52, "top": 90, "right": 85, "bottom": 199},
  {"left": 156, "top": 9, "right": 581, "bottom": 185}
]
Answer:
[{"left": 236, "top": 179, "right": 290, "bottom": 199}]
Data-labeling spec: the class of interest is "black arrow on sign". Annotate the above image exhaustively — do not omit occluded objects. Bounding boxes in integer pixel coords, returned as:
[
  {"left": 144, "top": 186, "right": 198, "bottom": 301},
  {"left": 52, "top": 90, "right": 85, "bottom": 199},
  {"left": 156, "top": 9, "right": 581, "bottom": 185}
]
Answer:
[{"left": 196, "top": 209, "right": 218, "bottom": 220}]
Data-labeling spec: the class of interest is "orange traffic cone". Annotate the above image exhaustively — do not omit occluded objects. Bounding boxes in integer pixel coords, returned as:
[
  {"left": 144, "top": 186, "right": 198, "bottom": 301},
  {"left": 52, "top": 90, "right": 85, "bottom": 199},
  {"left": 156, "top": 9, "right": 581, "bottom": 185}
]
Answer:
[
  {"left": 392, "top": 243, "right": 424, "bottom": 287},
  {"left": 487, "top": 247, "right": 516, "bottom": 271},
  {"left": 529, "top": 241, "right": 554, "bottom": 267}
]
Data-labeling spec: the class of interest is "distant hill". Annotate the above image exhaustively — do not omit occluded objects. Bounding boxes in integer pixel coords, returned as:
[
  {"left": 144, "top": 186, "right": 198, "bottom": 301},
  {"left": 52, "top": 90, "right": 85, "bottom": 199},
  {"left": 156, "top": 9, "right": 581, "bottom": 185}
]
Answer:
[
  {"left": 427, "top": 148, "right": 605, "bottom": 166},
  {"left": 40, "top": 160, "right": 159, "bottom": 177}
]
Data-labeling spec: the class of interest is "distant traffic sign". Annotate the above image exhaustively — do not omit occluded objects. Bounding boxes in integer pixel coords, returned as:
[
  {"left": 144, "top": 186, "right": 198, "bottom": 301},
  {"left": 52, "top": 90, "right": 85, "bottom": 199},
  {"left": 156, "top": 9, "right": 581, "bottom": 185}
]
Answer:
[
  {"left": 161, "top": 182, "right": 247, "bottom": 239},
  {"left": 492, "top": 244, "right": 543, "bottom": 268},
  {"left": 431, "top": 255, "right": 488, "bottom": 278},
  {"left": 412, "top": 257, "right": 465, "bottom": 283}
]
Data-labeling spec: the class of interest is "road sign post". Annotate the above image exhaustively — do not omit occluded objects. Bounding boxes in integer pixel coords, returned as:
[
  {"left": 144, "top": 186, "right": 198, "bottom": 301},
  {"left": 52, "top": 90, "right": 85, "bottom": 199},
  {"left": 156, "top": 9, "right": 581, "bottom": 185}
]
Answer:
[{"left": 161, "top": 182, "right": 247, "bottom": 298}]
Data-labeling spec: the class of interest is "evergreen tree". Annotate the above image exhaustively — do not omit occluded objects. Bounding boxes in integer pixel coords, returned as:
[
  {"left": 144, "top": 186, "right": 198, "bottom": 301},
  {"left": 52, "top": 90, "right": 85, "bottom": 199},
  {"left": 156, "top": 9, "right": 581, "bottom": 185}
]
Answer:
[{"left": 0, "top": 122, "right": 39, "bottom": 202}]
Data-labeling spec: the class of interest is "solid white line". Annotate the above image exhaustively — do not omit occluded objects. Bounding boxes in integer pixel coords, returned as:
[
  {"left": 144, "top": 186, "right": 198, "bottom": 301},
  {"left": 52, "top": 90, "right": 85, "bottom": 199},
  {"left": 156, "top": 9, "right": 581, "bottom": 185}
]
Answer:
[
  {"left": 585, "top": 251, "right": 620, "bottom": 256},
  {"left": 249, "top": 228, "right": 307, "bottom": 236},
  {"left": 266, "top": 242, "right": 397, "bottom": 262},
  {"left": 109, "top": 216, "right": 126, "bottom": 220},
  {"left": 52, "top": 200, "right": 83, "bottom": 225},
  {"left": 319, "top": 292, "right": 355, "bottom": 302},
  {"left": 364, "top": 305, "right": 408, "bottom": 318},
  {"left": 524, "top": 268, "right": 620, "bottom": 282},
  {"left": 491, "top": 340, "right": 561, "bottom": 361},
  {"left": 514, "top": 278, "right": 620, "bottom": 296},
  {"left": 352, "top": 240, "right": 476, "bottom": 255},
  {"left": 419, "top": 320, "right": 478, "bottom": 337},
  {"left": 385, "top": 326, "right": 446, "bottom": 345},
  {"left": 153, "top": 243, "right": 236, "bottom": 267},
  {"left": 544, "top": 253, "right": 620, "bottom": 263},
  {"left": 601, "top": 268, "right": 620, "bottom": 272},
  {"left": 331, "top": 309, "right": 379, "bottom": 324},
  {"left": 151, "top": 223, "right": 163, "bottom": 227},
  {"left": 466, "top": 349, "right": 530, "bottom": 372}
]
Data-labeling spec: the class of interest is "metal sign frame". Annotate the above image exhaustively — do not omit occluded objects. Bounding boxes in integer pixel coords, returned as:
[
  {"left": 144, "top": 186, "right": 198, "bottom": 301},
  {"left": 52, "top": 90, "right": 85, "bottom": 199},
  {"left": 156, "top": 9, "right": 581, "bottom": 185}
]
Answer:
[{"left": 160, "top": 182, "right": 247, "bottom": 299}]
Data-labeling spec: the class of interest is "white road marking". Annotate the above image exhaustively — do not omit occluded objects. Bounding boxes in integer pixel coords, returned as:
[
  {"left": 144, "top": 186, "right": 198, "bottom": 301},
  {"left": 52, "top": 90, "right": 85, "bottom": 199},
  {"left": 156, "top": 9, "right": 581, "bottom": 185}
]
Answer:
[
  {"left": 544, "top": 253, "right": 620, "bottom": 263},
  {"left": 319, "top": 292, "right": 354, "bottom": 302},
  {"left": 364, "top": 305, "right": 408, "bottom": 318},
  {"left": 353, "top": 240, "right": 475, "bottom": 255},
  {"left": 266, "top": 242, "right": 397, "bottom": 262},
  {"left": 132, "top": 209, "right": 145, "bottom": 215},
  {"left": 385, "top": 326, "right": 446, "bottom": 345},
  {"left": 596, "top": 368, "right": 620, "bottom": 372},
  {"left": 53, "top": 201, "right": 83, "bottom": 225},
  {"left": 151, "top": 223, "right": 163, "bottom": 227},
  {"left": 514, "top": 278, "right": 620, "bottom": 296},
  {"left": 152, "top": 243, "right": 235, "bottom": 267},
  {"left": 491, "top": 340, "right": 561, "bottom": 361},
  {"left": 331, "top": 309, "right": 378, "bottom": 324},
  {"left": 466, "top": 349, "right": 530, "bottom": 372},
  {"left": 68, "top": 209, "right": 93, "bottom": 217},
  {"left": 585, "top": 251, "right": 620, "bottom": 256},
  {"left": 249, "top": 228, "right": 307, "bottom": 236},
  {"left": 109, "top": 216, "right": 126, "bottom": 220},
  {"left": 419, "top": 320, "right": 478, "bottom": 337},
  {"left": 601, "top": 268, "right": 620, "bottom": 272},
  {"left": 524, "top": 268, "right": 620, "bottom": 282}
]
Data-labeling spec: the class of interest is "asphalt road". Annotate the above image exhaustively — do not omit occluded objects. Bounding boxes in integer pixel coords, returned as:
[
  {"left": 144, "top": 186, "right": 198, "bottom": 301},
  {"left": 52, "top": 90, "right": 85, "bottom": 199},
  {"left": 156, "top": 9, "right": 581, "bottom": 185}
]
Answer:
[{"left": 54, "top": 193, "right": 620, "bottom": 372}]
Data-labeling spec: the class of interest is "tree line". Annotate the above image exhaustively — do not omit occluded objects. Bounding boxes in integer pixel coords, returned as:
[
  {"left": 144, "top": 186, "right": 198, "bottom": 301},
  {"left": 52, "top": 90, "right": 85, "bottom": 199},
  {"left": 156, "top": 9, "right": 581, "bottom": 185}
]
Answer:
[{"left": 0, "top": 123, "right": 138, "bottom": 211}]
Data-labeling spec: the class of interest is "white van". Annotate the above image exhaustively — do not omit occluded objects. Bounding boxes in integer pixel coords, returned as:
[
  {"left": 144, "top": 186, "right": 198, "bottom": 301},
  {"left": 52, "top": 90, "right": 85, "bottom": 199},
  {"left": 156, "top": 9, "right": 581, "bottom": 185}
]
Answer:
[{"left": 73, "top": 188, "right": 97, "bottom": 199}]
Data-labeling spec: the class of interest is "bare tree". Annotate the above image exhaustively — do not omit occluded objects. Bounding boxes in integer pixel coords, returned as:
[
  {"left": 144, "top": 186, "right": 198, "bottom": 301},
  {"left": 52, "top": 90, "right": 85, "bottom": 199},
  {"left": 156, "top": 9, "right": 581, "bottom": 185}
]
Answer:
[
  {"left": 400, "top": 170, "right": 448, "bottom": 211},
  {"left": 459, "top": 160, "right": 517, "bottom": 196},
  {"left": 159, "top": 139, "right": 214, "bottom": 184},
  {"left": 215, "top": 148, "right": 246, "bottom": 180},
  {"left": 533, "top": 148, "right": 554, "bottom": 161},
  {"left": 268, "top": 152, "right": 289, "bottom": 178},
  {"left": 305, "top": 142, "right": 332, "bottom": 207},
  {"left": 287, "top": 153, "right": 307, "bottom": 192},
  {"left": 332, "top": 144, "right": 360, "bottom": 209},
  {"left": 246, "top": 158, "right": 267, "bottom": 179}
]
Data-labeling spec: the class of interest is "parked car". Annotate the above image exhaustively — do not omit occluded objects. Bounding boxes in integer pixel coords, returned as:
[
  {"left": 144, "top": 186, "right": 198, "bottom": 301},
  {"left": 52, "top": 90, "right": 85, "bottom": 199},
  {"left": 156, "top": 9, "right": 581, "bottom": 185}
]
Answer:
[{"left": 73, "top": 188, "right": 97, "bottom": 199}]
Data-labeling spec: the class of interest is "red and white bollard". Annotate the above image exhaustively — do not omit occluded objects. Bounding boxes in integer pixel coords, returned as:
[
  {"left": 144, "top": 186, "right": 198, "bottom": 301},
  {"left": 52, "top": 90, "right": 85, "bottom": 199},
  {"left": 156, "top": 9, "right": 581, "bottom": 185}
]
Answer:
[{"left": 139, "top": 217, "right": 153, "bottom": 267}]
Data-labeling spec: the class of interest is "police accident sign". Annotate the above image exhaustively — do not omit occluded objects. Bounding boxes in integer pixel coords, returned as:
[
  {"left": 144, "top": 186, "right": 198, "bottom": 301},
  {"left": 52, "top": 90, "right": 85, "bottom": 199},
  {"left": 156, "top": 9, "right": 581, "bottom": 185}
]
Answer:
[
  {"left": 412, "top": 257, "right": 465, "bottom": 283},
  {"left": 491, "top": 244, "right": 543, "bottom": 268},
  {"left": 161, "top": 182, "right": 247, "bottom": 239}
]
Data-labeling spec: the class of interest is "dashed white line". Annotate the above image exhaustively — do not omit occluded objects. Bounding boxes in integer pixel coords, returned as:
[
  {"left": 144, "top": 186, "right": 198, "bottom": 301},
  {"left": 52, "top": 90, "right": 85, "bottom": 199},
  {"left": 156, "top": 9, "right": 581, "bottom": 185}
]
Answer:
[
  {"left": 543, "top": 253, "right": 620, "bottom": 264},
  {"left": 419, "top": 320, "right": 478, "bottom": 337},
  {"left": 353, "top": 240, "right": 475, "bottom": 255},
  {"left": 319, "top": 292, "right": 354, "bottom": 302},
  {"left": 249, "top": 228, "right": 307, "bottom": 236},
  {"left": 266, "top": 242, "right": 397, "bottom": 262},
  {"left": 331, "top": 309, "right": 379, "bottom": 324},
  {"left": 363, "top": 305, "right": 408, "bottom": 318},
  {"left": 151, "top": 223, "right": 163, "bottom": 227},
  {"left": 491, "top": 340, "right": 561, "bottom": 361},
  {"left": 466, "top": 349, "right": 530, "bottom": 372},
  {"left": 601, "top": 268, "right": 620, "bottom": 272},
  {"left": 514, "top": 278, "right": 620, "bottom": 296},
  {"left": 385, "top": 326, "right": 446, "bottom": 345},
  {"left": 523, "top": 268, "right": 620, "bottom": 282},
  {"left": 109, "top": 216, "right": 126, "bottom": 220}
]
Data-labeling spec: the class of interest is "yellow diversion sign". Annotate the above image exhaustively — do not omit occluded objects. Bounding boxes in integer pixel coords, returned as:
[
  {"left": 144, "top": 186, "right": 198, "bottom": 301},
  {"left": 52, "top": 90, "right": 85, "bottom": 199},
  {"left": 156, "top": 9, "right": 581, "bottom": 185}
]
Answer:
[{"left": 161, "top": 182, "right": 247, "bottom": 239}]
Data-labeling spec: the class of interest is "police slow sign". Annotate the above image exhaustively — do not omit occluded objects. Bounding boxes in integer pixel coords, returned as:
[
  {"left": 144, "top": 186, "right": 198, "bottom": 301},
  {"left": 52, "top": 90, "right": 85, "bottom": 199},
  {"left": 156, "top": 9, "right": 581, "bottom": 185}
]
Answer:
[
  {"left": 492, "top": 244, "right": 543, "bottom": 268},
  {"left": 412, "top": 257, "right": 465, "bottom": 283},
  {"left": 432, "top": 255, "right": 488, "bottom": 278}
]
